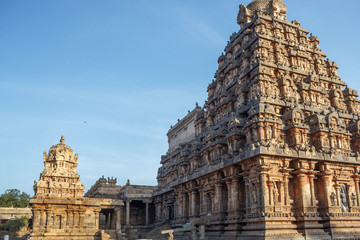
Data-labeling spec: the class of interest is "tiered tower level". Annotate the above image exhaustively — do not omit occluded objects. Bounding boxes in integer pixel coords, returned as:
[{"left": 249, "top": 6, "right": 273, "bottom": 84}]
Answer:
[{"left": 154, "top": 0, "right": 360, "bottom": 239}]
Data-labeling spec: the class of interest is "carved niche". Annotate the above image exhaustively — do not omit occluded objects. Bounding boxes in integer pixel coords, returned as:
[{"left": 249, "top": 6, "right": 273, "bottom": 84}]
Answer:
[{"left": 283, "top": 108, "right": 308, "bottom": 147}]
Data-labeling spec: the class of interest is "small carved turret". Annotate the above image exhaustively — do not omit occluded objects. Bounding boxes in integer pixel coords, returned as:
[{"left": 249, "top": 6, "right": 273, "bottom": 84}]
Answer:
[{"left": 33, "top": 136, "right": 84, "bottom": 198}]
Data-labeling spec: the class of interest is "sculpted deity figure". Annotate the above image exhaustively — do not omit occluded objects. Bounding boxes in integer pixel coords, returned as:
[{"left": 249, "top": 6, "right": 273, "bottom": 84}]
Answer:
[
  {"left": 330, "top": 192, "right": 337, "bottom": 206},
  {"left": 276, "top": 51, "right": 285, "bottom": 65},
  {"left": 337, "top": 137, "right": 343, "bottom": 149},
  {"left": 291, "top": 56, "right": 298, "bottom": 69},
  {"left": 252, "top": 185, "right": 258, "bottom": 203},
  {"left": 322, "top": 135, "right": 329, "bottom": 147},
  {"left": 316, "top": 60, "right": 327, "bottom": 76},
  {"left": 302, "top": 91, "right": 310, "bottom": 103},
  {"left": 330, "top": 136, "right": 337, "bottom": 149},
  {"left": 352, "top": 193, "right": 357, "bottom": 207},
  {"left": 273, "top": 182, "right": 279, "bottom": 203},
  {"left": 265, "top": 125, "right": 273, "bottom": 140},
  {"left": 329, "top": 66, "right": 338, "bottom": 77},
  {"left": 343, "top": 138, "right": 349, "bottom": 150},
  {"left": 283, "top": 84, "right": 290, "bottom": 98},
  {"left": 287, "top": 32, "right": 296, "bottom": 44},
  {"left": 246, "top": 129, "right": 252, "bottom": 144},
  {"left": 298, "top": 132, "right": 303, "bottom": 145},
  {"left": 298, "top": 58, "right": 306, "bottom": 71}
]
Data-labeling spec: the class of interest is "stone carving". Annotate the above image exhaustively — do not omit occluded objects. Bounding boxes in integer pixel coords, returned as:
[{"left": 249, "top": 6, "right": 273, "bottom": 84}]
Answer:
[
  {"left": 33, "top": 136, "right": 85, "bottom": 198},
  {"left": 153, "top": 0, "right": 360, "bottom": 239},
  {"left": 330, "top": 192, "right": 337, "bottom": 206},
  {"left": 352, "top": 193, "right": 357, "bottom": 207},
  {"left": 252, "top": 184, "right": 258, "bottom": 204},
  {"left": 273, "top": 182, "right": 279, "bottom": 203}
]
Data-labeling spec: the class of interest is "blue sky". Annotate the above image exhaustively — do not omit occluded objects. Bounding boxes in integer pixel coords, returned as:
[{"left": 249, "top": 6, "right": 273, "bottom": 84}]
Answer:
[{"left": 0, "top": 0, "right": 359, "bottom": 195}]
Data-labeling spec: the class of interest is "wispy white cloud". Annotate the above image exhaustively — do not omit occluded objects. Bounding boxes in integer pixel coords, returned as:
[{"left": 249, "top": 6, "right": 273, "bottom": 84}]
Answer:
[{"left": 173, "top": 6, "right": 227, "bottom": 47}]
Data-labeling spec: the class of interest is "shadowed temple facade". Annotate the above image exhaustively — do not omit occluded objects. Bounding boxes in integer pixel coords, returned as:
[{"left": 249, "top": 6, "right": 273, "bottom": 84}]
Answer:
[{"left": 29, "top": 0, "right": 360, "bottom": 239}]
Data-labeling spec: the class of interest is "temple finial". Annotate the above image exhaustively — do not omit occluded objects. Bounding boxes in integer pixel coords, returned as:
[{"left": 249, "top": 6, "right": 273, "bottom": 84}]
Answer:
[{"left": 60, "top": 135, "right": 65, "bottom": 144}]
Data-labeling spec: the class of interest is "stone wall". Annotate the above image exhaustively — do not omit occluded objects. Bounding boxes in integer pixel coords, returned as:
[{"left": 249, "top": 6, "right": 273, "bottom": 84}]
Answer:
[{"left": 154, "top": 0, "right": 360, "bottom": 239}]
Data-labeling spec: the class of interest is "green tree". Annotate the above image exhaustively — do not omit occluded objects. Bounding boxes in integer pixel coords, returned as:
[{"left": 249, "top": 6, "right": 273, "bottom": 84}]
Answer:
[
  {"left": 0, "top": 189, "right": 30, "bottom": 208},
  {"left": 1, "top": 216, "right": 28, "bottom": 234}
]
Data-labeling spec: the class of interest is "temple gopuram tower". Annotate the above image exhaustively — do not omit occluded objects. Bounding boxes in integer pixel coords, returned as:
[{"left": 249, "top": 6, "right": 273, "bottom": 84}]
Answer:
[
  {"left": 30, "top": 136, "right": 107, "bottom": 240},
  {"left": 153, "top": 0, "right": 360, "bottom": 239}
]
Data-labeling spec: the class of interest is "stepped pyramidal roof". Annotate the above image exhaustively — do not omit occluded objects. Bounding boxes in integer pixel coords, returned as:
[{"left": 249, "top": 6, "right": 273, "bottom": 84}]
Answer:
[
  {"left": 154, "top": 1, "right": 360, "bottom": 238},
  {"left": 156, "top": 0, "right": 360, "bottom": 193}
]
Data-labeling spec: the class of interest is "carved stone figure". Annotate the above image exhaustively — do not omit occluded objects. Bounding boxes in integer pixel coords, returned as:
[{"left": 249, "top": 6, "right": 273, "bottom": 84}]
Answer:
[
  {"left": 273, "top": 182, "right": 279, "bottom": 203},
  {"left": 252, "top": 185, "right": 258, "bottom": 203},
  {"left": 351, "top": 193, "right": 357, "bottom": 207},
  {"left": 330, "top": 192, "right": 337, "bottom": 206}
]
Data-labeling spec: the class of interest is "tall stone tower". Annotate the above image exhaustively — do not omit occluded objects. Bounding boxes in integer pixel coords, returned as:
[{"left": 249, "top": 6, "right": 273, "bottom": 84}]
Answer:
[
  {"left": 153, "top": 0, "right": 360, "bottom": 239},
  {"left": 30, "top": 136, "right": 102, "bottom": 240}
]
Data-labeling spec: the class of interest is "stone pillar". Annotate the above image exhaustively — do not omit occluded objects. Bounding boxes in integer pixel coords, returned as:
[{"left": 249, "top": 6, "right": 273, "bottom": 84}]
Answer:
[
  {"left": 74, "top": 211, "right": 79, "bottom": 227},
  {"left": 199, "top": 189, "right": 205, "bottom": 215},
  {"left": 268, "top": 182, "right": 274, "bottom": 206},
  {"left": 111, "top": 211, "right": 116, "bottom": 229},
  {"left": 260, "top": 172, "right": 268, "bottom": 208},
  {"left": 283, "top": 173, "right": 290, "bottom": 206},
  {"left": 322, "top": 174, "right": 332, "bottom": 208},
  {"left": 280, "top": 181, "right": 285, "bottom": 205},
  {"left": 244, "top": 180, "right": 250, "bottom": 210},
  {"left": 214, "top": 181, "right": 223, "bottom": 214},
  {"left": 67, "top": 211, "right": 73, "bottom": 226},
  {"left": 226, "top": 179, "right": 232, "bottom": 212},
  {"left": 231, "top": 177, "right": 240, "bottom": 212},
  {"left": 145, "top": 202, "right": 149, "bottom": 226},
  {"left": 32, "top": 210, "right": 40, "bottom": 231},
  {"left": 45, "top": 210, "right": 52, "bottom": 230},
  {"left": 182, "top": 193, "right": 187, "bottom": 218},
  {"left": 115, "top": 208, "right": 121, "bottom": 230},
  {"left": 79, "top": 210, "right": 85, "bottom": 228},
  {"left": 295, "top": 172, "right": 308, "bottom": 210},
  {"left": 176, "top": 193, "right": 184, "bottom": 220},
  {"left": 40, "top": 210, "right": 46, "bottom": 228},
  {"left": 155, "top": 203, "right": 161, "bottom": 222},
  {"left": 335, "top": 184, "right": 341, "bottom": 207},
  {"left": 354, "top": 177, "right": 360, "bottom": 207},
  {"left": 190, "top": 190, "right": 196, "bottom": 217},
  {"left": 308, "top": 174, "right": 316, "bottom": 206},
  {"left": 94, "top": 210, "right": 100, "bottom": 229},
  {"left": 126, "top": 200, "right": 131, "bottom": 227},
  {"left": 63, "top": 212, "right": 67, "bottom": 229}
]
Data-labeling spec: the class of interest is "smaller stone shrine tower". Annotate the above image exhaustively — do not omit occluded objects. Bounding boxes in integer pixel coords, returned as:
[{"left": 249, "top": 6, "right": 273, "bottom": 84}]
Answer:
[
  {"left": 33, "top": 135, "right": 85, "bottom": 199},
  {"left": 30, "top": 136, "right": 107, "bottom": 240}
]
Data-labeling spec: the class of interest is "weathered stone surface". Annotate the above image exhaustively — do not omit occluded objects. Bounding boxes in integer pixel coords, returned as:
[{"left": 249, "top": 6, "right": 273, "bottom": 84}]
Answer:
[
  {"left": 30, "top": 136, "right": 104, "bottom": 240},
  {"left": 30, "top": 137, "right": 155, "bottom": 240},
  {"left": 0, "top": 207, "right": 32, "bottom": 222},
  {"left": 153, "top": 0, "right": 360, "bottom": 239}
]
